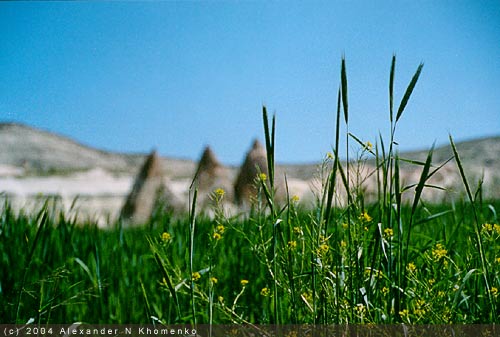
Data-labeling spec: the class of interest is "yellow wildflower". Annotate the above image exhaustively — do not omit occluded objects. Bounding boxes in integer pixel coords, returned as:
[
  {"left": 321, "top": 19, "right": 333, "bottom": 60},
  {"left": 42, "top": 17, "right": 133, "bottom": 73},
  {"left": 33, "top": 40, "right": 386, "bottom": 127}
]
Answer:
[
  {"left": 326, "top": 152, "right": 334, "bottom": 159},
  {"left": 192, "top": 272, "right": 201, "bottom": 282},
  {"left": 288, "top": 240, "right": 297, "bottom": 250},
  {"left": 429, "top": 278, "right": 436, "bottom": 286},
  {"left": 494, "top": 224, "right": 500, "bottom": 235},
  {"left": 241, "top": 279, "right": 249, "bottom": 286},
  {"left": 365, "top": 141, "right": 373, "bottom": 151},
  {"left": 260, "top": 287, "right": 271, "bottom": 297},
  {"left": 482, "top": 223, "right": 493, "bottom": 233},
  {"left": 382, "top": 287, "right": 389, "bottom": 295},
  {"left": 340, "top": 240, "right": 347, "bottom": 248},
  {"left": 218, "top": 296, "right": 224, "bottom": 303},
  {"left": 407, "top": 262, "right": 416, "bottom": 273},
  {"left": 319, "top": 243, "right": 329, "bottom": 253},
  {"left": 360, "top": 211, "right": 372, "bottom": 222},
  {"left": 213, "top": 232, "right": 222, "bottom": 240},
  {"left": 210, "top": 277, "right": 218, "bottom": 284},
  {"left": 216, "top": 225, "right": 225, "bottom": 234},
  {"left": 259, "top": 173, "right": 267, "bottom": 181},
  {"left": 291, "top": 195, "right": 300, "bottom": 203},
  {"left": 161, "top": 232, "right": 171, "bottom": 242},
  {"left": 491, "top": 287, "right": 498, "bottom": 297},
  {"left": 383, "top": 228, "right": 394, "bottom": 239},
  {"left": 414, "top": 299, "right": 426, "bottom": 315},
  {"left": 414, "top": 307, "right": 426, "bottom": 316},
  {"left": 496, "top": 257, "right": 500, "bottom": 264},
  {"left": 399, "top": 309, "right": 409, "bottom": 318},
  {"left": 342, "top": 222, "right": 348, "bottom": 229},
  {"left": 214, "top": 188, "right": 225, "bottom": 197},
  {"left": 355, "top": 303, "right": 366, "bottom": 314},
  {"left": 432, "top": 243, "right": 448, "bottom": 261},
  {"left": 293, "top": 226, "right": 303, "bottom": 235}
]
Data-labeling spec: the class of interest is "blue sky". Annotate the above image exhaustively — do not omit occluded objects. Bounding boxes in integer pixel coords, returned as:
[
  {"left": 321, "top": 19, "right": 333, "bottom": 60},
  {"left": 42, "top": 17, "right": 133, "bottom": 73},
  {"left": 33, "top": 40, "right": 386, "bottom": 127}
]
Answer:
[{"left": 1, "top": 2, "right": 499, "bottom": 165}]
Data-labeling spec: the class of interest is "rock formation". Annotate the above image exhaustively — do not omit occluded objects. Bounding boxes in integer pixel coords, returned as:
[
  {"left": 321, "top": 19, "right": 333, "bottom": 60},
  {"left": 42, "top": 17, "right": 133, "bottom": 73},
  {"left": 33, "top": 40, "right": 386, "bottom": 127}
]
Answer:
[
  {"left": 191, "top": 146, "right": 234, "bottom": 207},
  {"left": 120, "top": 150, "right": 176, "bottom": 225},
  {"left": 234, "top": 139, "right": 269, "bottom": 206}
]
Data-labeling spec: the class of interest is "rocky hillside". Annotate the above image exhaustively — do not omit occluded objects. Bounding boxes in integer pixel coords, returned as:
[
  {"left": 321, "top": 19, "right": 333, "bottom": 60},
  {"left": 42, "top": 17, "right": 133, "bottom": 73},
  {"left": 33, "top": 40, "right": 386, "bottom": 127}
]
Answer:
[
  {"left": 0, "top": 122, "right": 498, "bottom": 224},
  {"left": 0, "top": 123, "right": 195, "bottom": 178}
]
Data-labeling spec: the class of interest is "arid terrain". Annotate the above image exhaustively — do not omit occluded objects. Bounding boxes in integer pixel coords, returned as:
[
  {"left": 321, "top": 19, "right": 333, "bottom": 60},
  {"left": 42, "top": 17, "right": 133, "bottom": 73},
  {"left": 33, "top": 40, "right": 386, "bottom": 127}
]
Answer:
[{"left": 1, "top": 123, "right": 499, "bottom": 225}]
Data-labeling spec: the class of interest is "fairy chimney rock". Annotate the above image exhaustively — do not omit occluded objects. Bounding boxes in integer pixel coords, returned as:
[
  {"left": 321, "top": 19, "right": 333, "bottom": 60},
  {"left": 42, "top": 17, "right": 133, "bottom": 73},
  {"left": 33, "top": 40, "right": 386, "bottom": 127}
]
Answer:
[
  {"left": 195, "top": 146, "right": 222, "bottom": 189},
  {"left": 234, "top": 139, "right": 269, "bottom": 205},
  {"left": 120, "top": 150, "right": 165, "bottom": 225},
  {"left": 194, "top": 145, "right": 234, "bottom": 205}
]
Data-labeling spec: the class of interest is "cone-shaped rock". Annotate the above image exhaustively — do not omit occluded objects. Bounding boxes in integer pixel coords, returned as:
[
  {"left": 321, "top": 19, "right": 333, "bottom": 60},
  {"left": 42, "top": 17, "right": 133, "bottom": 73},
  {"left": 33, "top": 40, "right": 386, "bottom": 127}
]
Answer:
[
  {"left": 234, "top": 139, "right": 269, "bottom": 205},
  {"left": 193, "top": 146, "right": 234, "bottom": 205},
  {"left": 120, "top": 150, "right": 166, "bottom": 225},
  {"left": 195, "top": 146, "right": 223, "bottom": 190}
]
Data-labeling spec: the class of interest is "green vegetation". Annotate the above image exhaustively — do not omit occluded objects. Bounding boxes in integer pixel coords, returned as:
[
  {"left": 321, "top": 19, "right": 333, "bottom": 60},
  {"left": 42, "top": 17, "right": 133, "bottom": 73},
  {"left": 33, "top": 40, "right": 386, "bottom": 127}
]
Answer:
[{"left": 1, "top": 57, "right": 499, "bottom": 324}]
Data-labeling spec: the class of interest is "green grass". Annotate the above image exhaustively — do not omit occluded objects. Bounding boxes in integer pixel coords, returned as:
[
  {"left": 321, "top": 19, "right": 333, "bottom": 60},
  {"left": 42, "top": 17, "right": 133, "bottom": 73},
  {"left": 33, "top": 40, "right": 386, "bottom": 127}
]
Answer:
[{"left": 1, "top": 57, "right": 499, "bottom": 324}]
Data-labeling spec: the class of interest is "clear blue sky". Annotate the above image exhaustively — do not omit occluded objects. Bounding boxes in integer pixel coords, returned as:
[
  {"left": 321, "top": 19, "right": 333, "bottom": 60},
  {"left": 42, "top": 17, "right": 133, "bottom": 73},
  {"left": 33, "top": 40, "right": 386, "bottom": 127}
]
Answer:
[{"left": 1, "top": 2, "right": 499, "bottom": 165}]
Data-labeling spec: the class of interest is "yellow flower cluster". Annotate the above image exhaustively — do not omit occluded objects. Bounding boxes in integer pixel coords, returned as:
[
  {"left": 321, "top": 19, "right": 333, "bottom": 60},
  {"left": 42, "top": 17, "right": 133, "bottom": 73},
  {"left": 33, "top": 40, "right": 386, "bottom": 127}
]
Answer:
[
  {"left": 432, "top": 243, "right": 448, "bottom": 261},
  {"left": 320, "top": 243, "right": 329, "bottom": 252},
  {"left": 260, "top": 287, "right": 270, "bottom": 297},
  {"left": 192, "top": 272, "right": 201, "bottom": 282},
  {"left": 383, "top": 228, "right": 394, "bottom": 239},
  {"left": 241, "top": 279, "right": 249, "bottom": 286},
  {"left": 354, "top": 303, "right": 366, "bottom": 314},
  {"left": 161, "top": 232, "right": 171, "bottom": 242},
  {"left": 482, "top": 223, "right": 500, "bottom": 235},
  {"left": 259, "top": 173, "right": 267, "bottom": 181},
  {"left": 288, "top": 240, "right": 297, "bottom": 250},
  {"left": 213, "top": 224, "right": 225, "bottom": 241},
  {"left": 291, "top": 195, "right": 300, "bottom": 203},
  {"left": 399, "top": 309, "right": 409, "bottom": 319},
  {"left": 360, "top": 211, "right": 372, "bottom": 222},
  {"left": 214, "top": 188, "right": 225, "bottom": 198},
  {"left": 413, "top": 299, "right": 427, "bottom": 316},
  {"left": 317, "top": 243, "right": 329, "bottom": 256},
  {"left": 407, "top": 262, "right": 417, "bottom": 273}
]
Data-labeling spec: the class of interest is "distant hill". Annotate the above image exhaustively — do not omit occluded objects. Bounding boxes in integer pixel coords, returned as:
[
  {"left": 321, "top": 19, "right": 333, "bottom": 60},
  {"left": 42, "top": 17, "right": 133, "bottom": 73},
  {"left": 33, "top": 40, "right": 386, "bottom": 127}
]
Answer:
[
  {"left": 0, "top": 123, "right": 196, "bottom": 179},
  {"left": 0, "top": 122, "right": 499, "bottom": 197}
]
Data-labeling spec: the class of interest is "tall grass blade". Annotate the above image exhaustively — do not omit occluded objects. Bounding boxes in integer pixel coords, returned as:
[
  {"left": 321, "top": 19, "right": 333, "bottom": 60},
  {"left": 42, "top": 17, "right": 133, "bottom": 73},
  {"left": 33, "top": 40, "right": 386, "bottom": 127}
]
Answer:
[
  {"left": 395, "top": 63, "right": 423, "bottom": 122},
  {"left": 188, "top": 187, "right": 198, "bottom": 324},
  {"left": 153, "top": 252, "right": 181, "bottom": 319},
  {"left": 389, "top": 55, "right": 396, "bottom": 122},
  {"left": 407, "top": 144, "right": 434, "bottom": 249},
  {"left": 449, "top": 134, "right": 495, "bottom": 320},
  {"left": 16, "top": 210, "right": 48, "bottom": 323},
  {"left": 262, "top": 106, "right": 275, "bottom": 190},
  {"left": 324, "top": 89, "right": 341, "bottom": 229},
  {"left": 341, "top": 57, "right": 348, "bottom": 123}
]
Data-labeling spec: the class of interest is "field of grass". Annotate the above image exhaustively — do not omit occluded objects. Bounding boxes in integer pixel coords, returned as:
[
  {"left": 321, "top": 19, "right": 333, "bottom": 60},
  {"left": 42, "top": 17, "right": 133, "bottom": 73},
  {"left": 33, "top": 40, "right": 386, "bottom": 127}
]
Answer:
[{"left": 1, "top": 57, "right": 499, "bottom": 324}]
